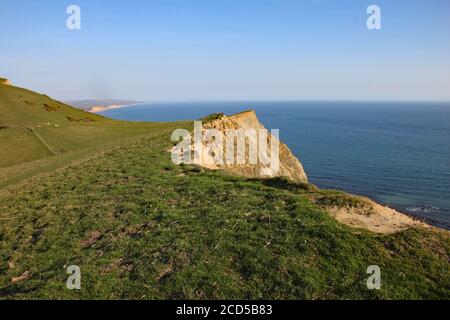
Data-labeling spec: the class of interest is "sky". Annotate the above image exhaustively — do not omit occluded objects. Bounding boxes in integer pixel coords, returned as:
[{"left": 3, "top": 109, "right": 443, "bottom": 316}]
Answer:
[{"left": 1, "top": 0, "right": 449, "bottom": 101}]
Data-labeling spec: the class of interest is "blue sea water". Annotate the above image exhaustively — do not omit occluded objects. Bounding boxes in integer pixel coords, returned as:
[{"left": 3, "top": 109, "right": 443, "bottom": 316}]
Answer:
[{"left": 101, "top": 101, "right": 450, "bottom": 229}]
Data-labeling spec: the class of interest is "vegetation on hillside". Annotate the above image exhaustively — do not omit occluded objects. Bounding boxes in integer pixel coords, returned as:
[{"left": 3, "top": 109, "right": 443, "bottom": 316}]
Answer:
[
  {"left": 0, "top": 84, "right": 449, "bottom": 299},
  {"left": 0, "top": 84, "right": 166, "bottom": 167}
]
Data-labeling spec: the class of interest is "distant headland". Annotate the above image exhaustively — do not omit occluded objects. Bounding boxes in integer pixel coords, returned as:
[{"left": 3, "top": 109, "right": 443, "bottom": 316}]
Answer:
[{"left": 64, "top": 99, "right": 143, "bottom": 113}]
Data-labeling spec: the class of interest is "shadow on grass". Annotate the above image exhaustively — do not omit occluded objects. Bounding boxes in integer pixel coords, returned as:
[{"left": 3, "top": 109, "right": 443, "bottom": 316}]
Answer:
[{"left": 247, "top": 176, "right": 319, "bottom": 193}]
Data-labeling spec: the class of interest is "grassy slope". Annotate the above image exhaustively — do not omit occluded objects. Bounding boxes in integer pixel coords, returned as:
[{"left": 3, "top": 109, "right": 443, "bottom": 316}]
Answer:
[
  {"left": 0, "top": 123, "right": 449, "bottom": 299},
  {"left": 0, "top": 83, "right": 176, "bottom": 188},
  {"left": 0, "top": 83, "right": 448, "bottom": 299},
  {"left": 0, "top": 84, "right": 164, "bottom": 168}
]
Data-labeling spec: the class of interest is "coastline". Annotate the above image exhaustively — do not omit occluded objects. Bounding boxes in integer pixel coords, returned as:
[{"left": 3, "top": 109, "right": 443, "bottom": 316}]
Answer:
[
  {"left": 64, "top": 99, "right": 144, "bottom": 113},
  {"left": 309, "top": 182, "right": 450, "bottom": 231},
  {"left": 89, "top": 102, "right": 149, "bottom": 113},
  {"left": 89, "top": 104, "right": 124, "bottom": 113}
]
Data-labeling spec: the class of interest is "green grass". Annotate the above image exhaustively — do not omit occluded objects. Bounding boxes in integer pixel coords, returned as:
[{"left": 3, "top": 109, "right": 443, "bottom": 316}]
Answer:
[
  {"left": 201, "top": 113, "right": 225, "bottom": 122},
  {"left": 0, "top": 125, "right": 449, "bottom": 299},
  {"left": 0, "top": 128, "right": 54, "bottom": 167},
  {"left": 0, "top": 83, "right": 186, "bottom": 175},
  {"left": 0, "top": 84, "right": 162, "bottom": 167},
  {"left": 0, "top": 83, "right": 449, "bottom": 300}
]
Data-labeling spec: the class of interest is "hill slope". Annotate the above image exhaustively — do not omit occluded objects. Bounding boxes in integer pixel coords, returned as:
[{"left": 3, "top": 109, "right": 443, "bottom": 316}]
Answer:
[
  {"left": 0, "top": 82, "right": 104, "bottom": 127},
  {"left": 0, "top": 81, "right": 172, "bottom": 171},
  {"left": 0, "top": 82, "right": 449, "bottom": 299}
]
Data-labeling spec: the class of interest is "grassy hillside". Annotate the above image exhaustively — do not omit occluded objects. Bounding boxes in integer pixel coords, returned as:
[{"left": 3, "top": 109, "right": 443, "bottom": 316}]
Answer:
[
  {"left": 0, "top": 83, "right": 172, "bottom": 170},
  {"left": 0, "top": 84, "right": 449, "bottom": 299}
]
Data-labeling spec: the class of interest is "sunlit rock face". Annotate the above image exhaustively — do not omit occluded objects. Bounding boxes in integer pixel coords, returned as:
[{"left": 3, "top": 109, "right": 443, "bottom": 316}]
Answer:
[{"left": 197, "top": 110, "right": 308, "bottom": 184}]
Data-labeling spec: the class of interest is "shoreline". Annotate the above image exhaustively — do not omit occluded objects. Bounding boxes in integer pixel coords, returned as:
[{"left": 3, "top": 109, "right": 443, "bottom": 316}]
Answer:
[
  {"left": 89, "top": 103, "right": 143, "bottom": 113},
  {"left": 313, "top": 184, "right": 450, "bottom": 231},
  {"left": 89, "top": 102, "right": 151, "bottom": 113},
  {"left": 89, "top": 104, "right": 123, "bottom": 113}
]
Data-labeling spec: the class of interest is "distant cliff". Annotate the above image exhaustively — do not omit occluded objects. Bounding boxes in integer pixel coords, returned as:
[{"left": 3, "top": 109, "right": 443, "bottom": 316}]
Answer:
[{"left": 64, "top": 99, "right": 142, "bottom": 112}]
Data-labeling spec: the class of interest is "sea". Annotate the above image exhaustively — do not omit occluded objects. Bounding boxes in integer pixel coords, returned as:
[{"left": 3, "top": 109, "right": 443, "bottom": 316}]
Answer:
[{"left": 101, "top": 101, "right": 450, "bottom": 230}]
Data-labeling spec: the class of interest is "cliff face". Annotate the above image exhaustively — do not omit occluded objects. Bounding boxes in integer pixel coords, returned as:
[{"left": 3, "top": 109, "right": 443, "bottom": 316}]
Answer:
[{"left": 198, "top": 110, "right": 308, "bottom": 184}]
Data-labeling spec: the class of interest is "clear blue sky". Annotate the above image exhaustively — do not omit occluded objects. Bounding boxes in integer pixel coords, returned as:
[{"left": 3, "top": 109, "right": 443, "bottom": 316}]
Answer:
[{"left": 1, "top": 0, "right": 449, "bottom": 101}]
